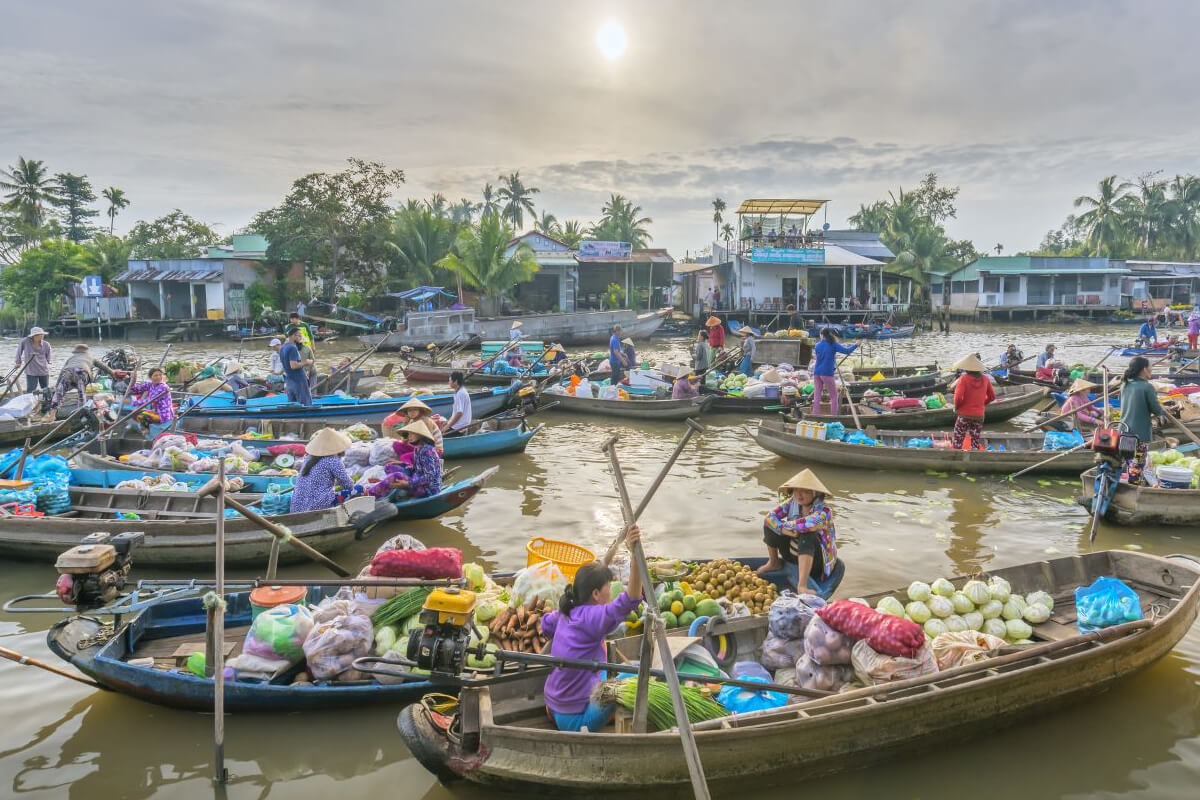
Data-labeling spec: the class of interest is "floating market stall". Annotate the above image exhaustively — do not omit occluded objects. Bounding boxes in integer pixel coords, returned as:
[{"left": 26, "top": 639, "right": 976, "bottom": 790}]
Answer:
[{"left": 800, "top": 383, "right": 1050, "bottom": 429}]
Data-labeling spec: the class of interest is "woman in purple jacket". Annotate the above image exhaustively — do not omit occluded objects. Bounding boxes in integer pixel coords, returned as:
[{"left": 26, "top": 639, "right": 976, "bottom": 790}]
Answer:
[{"left": 541, "top": 526, "right": 644, "bottom": 732}]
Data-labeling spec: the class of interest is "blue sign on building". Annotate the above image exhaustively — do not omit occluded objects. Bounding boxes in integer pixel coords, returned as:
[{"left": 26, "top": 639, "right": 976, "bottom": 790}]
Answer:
[
  {"left": 750, "top": 247, "right": 825, "bottom": 265},
  {"left": 82, "top": 275, "right": 103, "bottom": 297}
]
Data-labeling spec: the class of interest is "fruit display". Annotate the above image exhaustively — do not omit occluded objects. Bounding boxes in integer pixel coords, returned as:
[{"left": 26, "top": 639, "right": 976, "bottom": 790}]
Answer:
[
  {"left": 685, "top": 558, "right": 780, "bottom": 615},
  {"left": 762, "top": 329, "right": 810, "bottom": 340},
  {"left": 622, "top": 558, "right": 780, "bottom": 633}
]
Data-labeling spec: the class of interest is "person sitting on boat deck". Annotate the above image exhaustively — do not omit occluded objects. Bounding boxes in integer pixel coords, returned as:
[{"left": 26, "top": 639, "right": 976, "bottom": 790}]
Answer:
[
  {"left": 951, "top": 353, "right": 995, "bottom": 450},
  {"left": 736, "top": 327, "right": 757, "bottom": 376},
  {"left": 1136, "top": 318, "right": 1158, "bottom": 348},
  {"left": 811, "top": 327, "right": 857, "bottom": 416},
  {"left": 129, "top": 367, "right": 176, "bottom": 430},
  {"left": 1061, "top": 379, "right": 1102, "bottom": 428},
  {"left": 546, "top": 343, "right": 568, "bottom": 366},
  {"left": 757, "top": 469, "right": 844, "bottom": 598},
  {"left": 1188, "top": 308, "right": 1200, "bottom": 351},
  {"left": 373, "top": 419, "right": 443, "bottom": 500},
  {"left": 620, "top": 337, "right": 637, "bottom": 371},
  {"left": 780, "top": 383, "right": 800, "bottom": 410},
  {"left": 266, "top": 338, "right": 286, "bottom": 389},
  {"left": 223, "top": 362, "right": 251, "bottom": 393},
  {"left": 504, "top": 342, "right": 526, "bottom": 369},
  {"left": 692, "top": 328, "right": 711, "bottom": 377},
  {"left": 280, "top": 326, "right": 315, "bottom": 406},
  {"left": 998, "top": 343, "right": 1024, "bottom": 370},
  {"left": 1036, "top": 344, "right": 1057, "bottom": 369},
  {"left": 382, "top": 396, "right": 445, "bottom": 453},
  {"left": 542, "top": 525, "right": 644, "bottom": 733},
  {"left": 14, "top": 326, "right": 51, "bottom": 395},
  {"left": 442, "top": 370, "right": 473, "bottom": 434},
  {"left": 290, "top": 428, "right": 355, "bottom": 513},
  {"left": 47, "top": 343, "right": 117, "bottom": 421},
  {"left": 671, "top": 373, "right": 700, "bottom": 399},
  {"left": 608, "top": 324, "right": 630, "bottom": 385},
  {"left": 509, "top": 320, "right": 524, "bottom": 341}
]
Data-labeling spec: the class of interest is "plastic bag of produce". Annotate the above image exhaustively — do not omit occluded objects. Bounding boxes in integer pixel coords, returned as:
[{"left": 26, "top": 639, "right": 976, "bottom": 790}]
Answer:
[
  {"left": 794, "top": 654, "right": 855, "bottom": 693},
  {"left": 759, "top": 632, "right": 807, "bottom": 670},
  {"left": 511, "top": 561, "right": 567, "bottom": 608},
  {"left": 767, "top": 592, "right": 826, "bottom": 640},
  {"left": 930, "top": 631, "right": 1006, "bottom": 670},
  {"left": 717, "top": 674, "right": 788, "bottom": 714},
  {"left": 815, "top": 600, "right": 925, "bottom": 658},
  {"left": 851, "top": 639, "right": 937, "bottom": 686},
  {"left": 802, "top": 616, "right": 855, "bottom": 666},
  {"left": 1075, "top": 576, "right": 1142, "bottom": 633},
  {"left": 369, "top": 547, "right": 462, "bottom": 579},
  {"left": 242, "top": 604, "right": 314, "bottom": 664},
  {"left": 303, "top": 612, "right": 374, "bottom": 680},
  {"left": 374, "top": 534, "right": 426, "bottom": 555}
]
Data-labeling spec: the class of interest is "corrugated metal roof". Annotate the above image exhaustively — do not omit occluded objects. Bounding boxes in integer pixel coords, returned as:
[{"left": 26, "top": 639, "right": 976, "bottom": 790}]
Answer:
[
  {"left": 115, "top": 267, "right": 223, "bottom": 282},
  {"left": 948, "top": 256, "right": 1127, "bottom": 281}
]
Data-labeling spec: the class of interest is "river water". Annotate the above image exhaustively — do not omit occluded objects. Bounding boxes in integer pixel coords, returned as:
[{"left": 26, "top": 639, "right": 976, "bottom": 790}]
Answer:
[{"left": 1, "top": 322, "right": 1197, "bottom": 799}]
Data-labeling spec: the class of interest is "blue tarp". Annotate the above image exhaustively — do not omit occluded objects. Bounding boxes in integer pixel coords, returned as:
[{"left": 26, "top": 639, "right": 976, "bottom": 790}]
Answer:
[{"left": 388, "top": 287, "right": 457, "bottom": 303}]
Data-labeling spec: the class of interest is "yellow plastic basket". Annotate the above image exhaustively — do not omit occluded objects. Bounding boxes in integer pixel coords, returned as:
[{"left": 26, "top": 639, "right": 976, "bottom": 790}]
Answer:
[{"left": 526, "top": 537, "right": 596, "bottom": 580}]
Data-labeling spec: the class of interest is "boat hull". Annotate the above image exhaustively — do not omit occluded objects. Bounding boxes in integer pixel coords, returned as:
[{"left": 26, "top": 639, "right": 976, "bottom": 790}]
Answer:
[
  {"left": 362, "top": 309, "right": 670, "bottom": 350},
  {"left": 540, "top": 393, "right": 710, "bottom": 420},
  {"left": 801, "top": 384, "right": 1049, "bottom": 430},
  {"left": 1078, "top": 466, "right": 1200, "bottom": 525}
]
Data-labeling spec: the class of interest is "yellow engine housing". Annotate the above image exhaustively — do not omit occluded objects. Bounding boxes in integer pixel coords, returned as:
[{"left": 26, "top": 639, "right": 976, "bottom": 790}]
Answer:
[{"left": 422, "top": 587, "right": 477, "bottom": 626}]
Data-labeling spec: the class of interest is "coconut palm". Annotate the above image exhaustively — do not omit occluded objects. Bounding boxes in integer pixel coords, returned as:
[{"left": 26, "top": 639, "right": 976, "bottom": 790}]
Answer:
[
  {"left": 1166, "top": 174, "right": 1200, "bottom": 260},
  {"left": 558, "top": 220, "right": 585, "bottom": 249},
  {"left": 590, "top": 194, "right": 653, "bottom": 248},
  {"left": 1074, "top": 175, "right": 1132, "bottom": 257},
  {"left": 386, "top": 203, "right": 457, "bottom": 288},
  {"left": 450, "top": 198, "right": 477, "bottom": 225},
  {"left": 480, "top": 183, "right": 500, "bottom": 218},
  {"left": 712, "top": 197, "right": 726, "bottom": 242},
  {"left": 496, "top": 172, "right": 539, "bottom": 231},
  {"left": 438, "top": 213, "right": 538, "bottom": 314},
  {"left": 720, "top": 222, "right": 734, "bottom": 258},
  {"left": 424, "top": 193, "right": 449, "bottom": 218},
  {"left": 534, "top": 210, "right": 560, "bottom": 236},
  {"left": 0, "top": 157, "right": 59, "bottom": 228},
  {"left": 102, "top": 186, "right": 130, "bottom": 235}
]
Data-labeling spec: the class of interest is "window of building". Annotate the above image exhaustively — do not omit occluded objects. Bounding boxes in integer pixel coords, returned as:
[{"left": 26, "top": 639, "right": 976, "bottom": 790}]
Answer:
[
  {"left": 951, "top": 281, "right": 968, "bottom": 294},
  {"left": 982, "top": 277, "right": 1001, "bottom": 293},
  {"left": 1080, "top": 275, "right": 1105, "bottom": 292}
]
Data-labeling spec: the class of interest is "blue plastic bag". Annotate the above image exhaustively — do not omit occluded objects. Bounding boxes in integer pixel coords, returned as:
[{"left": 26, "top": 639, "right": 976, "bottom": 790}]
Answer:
[
  {"left": 824, "top": 422, "right": 846, "bottom": 442},
  {"left": 1043, "top": 430, "right": 1084, "bottom": 451},
  {"left": 1075, "top": 576, "right": 1143, "bottom": 633},
  {"left": 845, "top": 431, "right": 878, "bottom": 446},
  {"left": 905, "top": 437, "right": 933, "bottom": 449},
  {"left": 717, "top": 674, "right": 788, "bottom": 714}
]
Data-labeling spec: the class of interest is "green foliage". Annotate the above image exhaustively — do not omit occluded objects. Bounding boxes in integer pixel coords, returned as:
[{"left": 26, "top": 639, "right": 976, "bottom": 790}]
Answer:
[
  {"left": 438, "top": 214, "right": 538, "bottom": 309},
  {"left": 590, "top": 194, "right": 653, "bottom": 249},
  {"left": 497, "top": 171, "right": 539, "bottom": 231},
  {"left": 2, "top": 239, "right": 91, "bottom": 321},
  {"left": 252, "top": 158, "right": 405, "bottom": 299},
  {"left": 0, "top": 306, "right": 28, "bottom": 333},
  {"left": 534, "top": 210, "right": 559, "bottom": 236},
  {"left": 386, "top": 201, "right": 458, "bottom": 288},
  {"left": 0, "top": 156, "right": 59, "bottom": 228},
  {"left": 101, "top": 186, "right": 130, "bottom": 235},
  {"left": 245, "top": 281, "right": 275, "bottom": 319},
  {"left": 53, "top": 172, "right": 99, "bottom": 242},
  {"left": 83, "top": 233, "right": 132, "bottom": 284},
  {"left": 604, "top": 282, "right": 625, "bottom": 309},
  {"left": 127, "top": 209, "right": 219, "bottom": 259},
  {"left": 559, "top": 220, "right": 585, "bottom": 249}
]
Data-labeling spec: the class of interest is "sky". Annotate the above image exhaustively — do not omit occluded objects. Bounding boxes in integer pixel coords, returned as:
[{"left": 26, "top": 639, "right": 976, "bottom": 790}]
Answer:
[{"left": 3, "top": 0, "right": 1200, "bottom": 258}]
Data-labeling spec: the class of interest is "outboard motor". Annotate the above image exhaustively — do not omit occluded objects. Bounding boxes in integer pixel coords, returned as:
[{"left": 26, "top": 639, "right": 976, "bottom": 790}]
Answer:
[{"left": 54, "top": 531, "right": 144, "bottom": 609}]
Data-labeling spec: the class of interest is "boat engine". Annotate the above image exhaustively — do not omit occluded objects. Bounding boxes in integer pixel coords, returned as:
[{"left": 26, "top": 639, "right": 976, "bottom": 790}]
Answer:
[
  {"left": 54, "top": 531, "right": 144, "bottom": 609},
  {"left": 406, "top": 587, "right": 480, "bottom": 675}
]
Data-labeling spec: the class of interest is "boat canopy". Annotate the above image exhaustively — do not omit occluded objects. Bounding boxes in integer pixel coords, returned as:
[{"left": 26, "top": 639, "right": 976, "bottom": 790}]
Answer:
[
  {"left": 387, "top": 286, "right": 458, "bottom": 303},
  {"left": 737, "top": 199, "right": 829, "bottom": 216}
]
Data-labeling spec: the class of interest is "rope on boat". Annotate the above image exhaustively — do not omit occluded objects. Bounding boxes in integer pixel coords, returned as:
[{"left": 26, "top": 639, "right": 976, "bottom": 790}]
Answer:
[
  {"left": 202, "top": 591, "right": 227, "bottom": 612},
  {"left": 276, "top": 525, "right": 294, "bottom": 544},
  {"left": 77, "top": 622, "right": 115, "bottom": 651}
]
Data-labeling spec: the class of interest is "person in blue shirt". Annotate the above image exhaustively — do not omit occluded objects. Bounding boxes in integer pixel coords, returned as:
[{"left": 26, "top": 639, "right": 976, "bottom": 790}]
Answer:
[
  {"left": 608, "top": 324, "right": 628, "bottom": 384},
  {"left": 1035, "top": 344, "right": 1056, "bottom": 369},
  {"left": 811, "top": 327, "right": 857, "bottom": 415},
  {"left": 279, "top": 326, "right": 314, "bottom": 406},
  {"left": 1136, "top": 319, "right": 1158, "bottom": 348}
]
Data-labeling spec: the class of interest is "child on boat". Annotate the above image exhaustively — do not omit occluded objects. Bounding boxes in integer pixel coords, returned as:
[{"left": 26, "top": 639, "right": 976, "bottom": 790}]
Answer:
[{"left": 542, "top": 526, "right": 643, "bottom": 733}]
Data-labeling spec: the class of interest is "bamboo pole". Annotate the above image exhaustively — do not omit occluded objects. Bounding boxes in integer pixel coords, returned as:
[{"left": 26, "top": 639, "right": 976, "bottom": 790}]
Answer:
[
  {"left": 0, "top": 355, "right": 36, "bottom": 404},
  {"left": 211, "top": 459, "right": 228, "bottom": 784}
]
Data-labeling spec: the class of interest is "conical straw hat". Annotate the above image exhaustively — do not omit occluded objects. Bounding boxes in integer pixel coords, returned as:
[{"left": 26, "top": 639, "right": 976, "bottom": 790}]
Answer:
[
  {"left": 511, "top": 320, "right": 522, "bottom": 329},
  {"left": 953, "top": 353, "right": 988, "bottom": 372},
  {"left": 778, "top": 468, "right": 832, "bottom": 496},
  {"left": 705, "top": 316, "right": 722, "bottom": 326},
  {"left": 398, "top": 397, "right": 433, "bottom": 415},
  {"left": 399, "top": 418, "right": 437, "bottom": 442},
  {"left": 306, "top": 427, "right": 352, "bottom": 457},
  {"left": 735, "top": 327, "right": 756, "bottom": 337},
  {"left": 1069, "top": 378, "right": 1098, "bottom": 395}
]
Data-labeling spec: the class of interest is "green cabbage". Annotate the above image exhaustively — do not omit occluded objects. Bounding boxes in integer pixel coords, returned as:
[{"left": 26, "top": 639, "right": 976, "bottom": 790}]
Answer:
[
  {"left": 963, "top": 580, "right": 991, "bottom": 606},
  {"left": 1001, "top": 597, "right": 1026, "bottom": 621},
  {"left": 462, "top": 562, "right": 487, "bottom": 591},
  {"left": 979, "top": 599, "right": 1003, "bottom": 619},
  {"left": 1022, "top": 603, "right": 1051, "bottom": 624},
  {"left": 1005, "top": 619, "right": 1033, "bottom": 640},
  {"left": 374, "top": 625, "right": 398, "bottom": 656},
  {"left": 876, "top": 596, "right": 906, "bottom": 617},
  {"left": 475, "top": 599, "right": 503, "bottom": 622},
  {"left": 905, "top": 600, "right": 932, "bottom": 624},
  {"left": 945, "top": 614, "right": 969, "bottom": 633},
  {"left": 963, "top": 611, "right": 985, "bottom": 631},
  {"left": 951, "top": 591, "right": 975, "bottom": 615},
  {"left": 988, "top": 577, "right": 1012, "bottom": 602},
  {"left": 931, "top": 578, "right": 956, "bottom": 598},
  {"left": 923, "top": 618, "right": 949, "bottom": 638},
  {"left": 1025, "top": 590, "right": 1054, "bottom": 611},
  {"left": 928, "top": 595, "right": 954, "bottom": 619},
  {"left": 983, "top": 618, "right": 1008, "bottom": 639},
  {"left": 907, "top": 581, "right": 932, "bottom": 602}
]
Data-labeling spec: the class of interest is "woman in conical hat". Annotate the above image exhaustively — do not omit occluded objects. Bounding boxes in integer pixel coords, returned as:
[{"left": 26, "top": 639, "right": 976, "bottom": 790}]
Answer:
[
  {"left": 382, "top": 396, "right": 445, "bottom": 450},
  {"left": 757, "top": 468, "right": 843, "bottom": 598},
  {"left": 372, "top": 419, "right": 444, "bottom": 500},
  {"left": 1059, "top": 378, "right": 1101, "bottom": 427},
  {"left": 951, "top": 353, "right": 995, "bottom": 451},
  {"left": 290, "top": 428, "right": 355, "bottom": 513}
]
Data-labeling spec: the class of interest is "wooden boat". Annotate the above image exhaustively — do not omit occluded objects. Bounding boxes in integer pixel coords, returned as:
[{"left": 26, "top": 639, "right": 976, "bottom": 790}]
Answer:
[
  {"left": 361, "top": 308, "right": 671, "bottom": 350},
  {"left": 699, "top": 373, "right": 949, "bottom": 415},
  {"left": 69, "top": 460, "right": 294, "bottom": 493},
  {"left": 45, "top": 587, "right": 439, "bottom": 712},
  {"left": 173, "top": 382, "right": 522, "bottom": 425},
  {"left": 800, "top": 383, "right": 1050, "bottom": 430},
  {"left": 390, "top": 467, "right": 498, "bottom": 520},
  {"left": 753, "top": 418, "right": 1099, "bottom": 474},
  {"left": 0, "top": 416, "right": 75, "bottom": 447},
  {"left": 402, "top": 361, "right": 552, "bottom": 386},
  {"left": 396, "top": 550, "right": 1200, "bottom": 793},
  {"left": 540, "top": 392, "right": 712, "bottom": 420},
  {"left": 1078, "top": 466, "right": 1200, "bottom": 526},
  {"left": 0, "top": 487, "right": 385, "bottom": 566},
  {"left": 846, "top": 363, "right": 940, "bottom": 379}
]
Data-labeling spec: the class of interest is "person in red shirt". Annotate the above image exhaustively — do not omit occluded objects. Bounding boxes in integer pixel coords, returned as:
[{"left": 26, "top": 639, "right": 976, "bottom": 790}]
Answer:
[
  {"left": 705, "top": 315, "right": 726, "bottom": 359},
  {"left": 951, "top": 353, "right": 995, "bottom": 450}
]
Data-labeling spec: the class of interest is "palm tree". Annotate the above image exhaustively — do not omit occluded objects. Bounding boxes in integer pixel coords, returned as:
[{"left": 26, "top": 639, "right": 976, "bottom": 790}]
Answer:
[
  {"left": 590, "top": 194, "right": 653, "bottom": 248},
  {"left": 720, "top": 222, "right": 734, "bottom": 258},
  {"left": 0, "top": 157, "right": 59, "bottom": 228},
  {"left": 424, "top": 193, "right": 448, "bottom": 218},
  {"left": 496, "top": 171, "right": 539, "bottom": 231},
  {"left": 994, "top": 244, "right": 1003, "bottom": 255},
  {"left": 102, "top": 186, "right": 129, "bottom": 235},
  {"left": 386, "top": 203, "right": 457, "bottom": 288},
  {"left": 534, "top": 210, "right": 560, "bottom": 236},
  {"left": 559, "top": 220, "right": 585, "bottom": 249},
  {"left": 1074, "top": 175, "right": 1132, "bottom": 257},
  {"left": 1166, "top": 174, "right": 1200, "bottom": 260},
  {"left": 450, "top": 198, "right": 477, "bottom": 225},
  {"left": 712, "top": 197, "right": 726, "bottom": 243},
  {"left": 480, "top": 183, "right": 500, "bottom": 218},
  {"left": 438, "top": 213, "right": 539, "bottom": 314}
]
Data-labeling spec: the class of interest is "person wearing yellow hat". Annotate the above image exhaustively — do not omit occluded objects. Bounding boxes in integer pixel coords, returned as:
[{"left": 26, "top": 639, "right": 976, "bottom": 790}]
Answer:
[
  {"left": 545, "top": 342, "right": 569, "bottom": 367},
  {"left": 1059, "top": 378, "right": 1101, "bottom": 427},
  {"left": 371, "top": 419, "right": 443, "bottom": 499},
  {"left": 951, "top": 353, "right": 995, "bottom": 450},
  {"left": 757, "top": 468, "right": 843, "bottom": 597},
  {"left": 290, "top": 428, "right": 355, "bottom": 512},
  {"left": 382, "top": 396, "right": 445, "bottom": 452}
]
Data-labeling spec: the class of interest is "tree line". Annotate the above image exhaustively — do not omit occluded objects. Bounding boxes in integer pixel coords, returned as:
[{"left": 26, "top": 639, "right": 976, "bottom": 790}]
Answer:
[{"left": 0, "top": 155, "right": 657, "bottom": 323}]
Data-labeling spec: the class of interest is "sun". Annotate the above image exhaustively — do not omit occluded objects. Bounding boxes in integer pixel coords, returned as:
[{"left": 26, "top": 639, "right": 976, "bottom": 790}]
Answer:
[{"left": 595, "top": 21, "right": 627, "bottom": 60}]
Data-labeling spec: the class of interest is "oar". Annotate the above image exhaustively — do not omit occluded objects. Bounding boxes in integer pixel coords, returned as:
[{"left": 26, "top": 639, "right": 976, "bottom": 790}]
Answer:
[
  {"left": 329, "top": 337, "right": 385, "bottom": 395},
  {"left": 171, "top": 376, "right": 241, "bottom": 432},
  {"left": 0, "top": 645, "right": 106, "bottom": 689},
  {"left": 1008, "top": 439, "right": 1092, "bottom": 480},
  {"left": 0, "top": 355, "right": 36, "bottom": 404},
  {"left": 1162, "top": 409, "right": 1200, "bottom": 449},
  {"left": 460, "top": 339, "right": 523, "bottom": 384},
  {"left": 835, "top": 361, "right": 862, "bottom": 430}
]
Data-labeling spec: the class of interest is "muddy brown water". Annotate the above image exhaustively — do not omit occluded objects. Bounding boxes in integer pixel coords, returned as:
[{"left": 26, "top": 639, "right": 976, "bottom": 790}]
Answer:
[{"left": 1, "top": 323, "right": 1197, "bottom": 799}]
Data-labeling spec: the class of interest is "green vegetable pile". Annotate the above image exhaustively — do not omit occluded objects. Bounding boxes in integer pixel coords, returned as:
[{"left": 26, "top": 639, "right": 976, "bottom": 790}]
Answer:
[
  {"left": 874, "top": 575, "right": 1053, "bottom": 644},
  {"left": 598, "top": 679, "right": 727, "bottom": 730}
]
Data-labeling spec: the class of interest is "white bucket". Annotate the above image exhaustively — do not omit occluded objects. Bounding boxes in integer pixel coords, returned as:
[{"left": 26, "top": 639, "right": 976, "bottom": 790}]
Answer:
[{"left": 1156, "top": 465, "right": 1193, "bottom": 489}]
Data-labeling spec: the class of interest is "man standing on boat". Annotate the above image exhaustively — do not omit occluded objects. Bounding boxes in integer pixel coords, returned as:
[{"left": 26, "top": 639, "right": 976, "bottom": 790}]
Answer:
[
  {"left": 280, "top": 326, "right": 314, "bottom": 406},
  {"left": 443, "top": 370, "right": 473, "bottom": 433},
  {"left": 509, "top": 320, "right": 524, "bottom": 341},
  {"left": 266, "top": 338, "right": 285, "bottom": 390},
  {"left": 608, "top": 324, "right": 629, "bottom": 384}
]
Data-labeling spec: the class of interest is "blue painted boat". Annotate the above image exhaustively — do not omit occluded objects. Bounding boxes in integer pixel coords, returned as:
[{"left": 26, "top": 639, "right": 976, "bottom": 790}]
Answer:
[
  {"left": 1120, "top": 346, "right": 1176, "bottom": 357},
  {"left": 389, "top": 467, "right": 497, "bottom": 520},
  {"left": 443, "top": 422, "right": 542, "bottom": 459},
  {"left": 872, "top": 324, "right": 915, "bottom": 339},
  {"left": 727, "top": 319, "right": 761, "bottom": 337},
  {"left": 69, "top": 463, "right": 294, "bottom": 493}
]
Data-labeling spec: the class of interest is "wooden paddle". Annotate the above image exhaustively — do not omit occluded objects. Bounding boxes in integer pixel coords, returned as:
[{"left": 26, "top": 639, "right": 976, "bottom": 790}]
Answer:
[
  {"left": 0, "top": 355, "right": 37, "bottom": 404},
  {"left": 0, "top": 645, "right": 105, "bottom": 689},
  {"left": 328, "top": 336, "right": 386, "bottom": 395}
]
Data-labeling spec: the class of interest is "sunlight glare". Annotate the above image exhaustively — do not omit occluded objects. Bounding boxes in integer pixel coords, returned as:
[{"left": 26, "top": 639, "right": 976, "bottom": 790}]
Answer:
[{"left": 596, "top": 21, "right": 628, "bottom": 60}]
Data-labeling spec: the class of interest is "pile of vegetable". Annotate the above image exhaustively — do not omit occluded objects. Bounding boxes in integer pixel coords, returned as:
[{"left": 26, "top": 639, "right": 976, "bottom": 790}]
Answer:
[
  {"left": 685, "top": 558, "right": 780, "bottom": 616},
  {"left": 872, "top": 576, "right": 1053, "bottom": 644},
  {"left": 486, "top": 598, "right": 549, "bottom": 654},
  {"left": 762, "top": 329, "right": 810, "bottom": 340},
  {"left": 594, "top": 678, "right": 728, "bottom": 730},
  {"left": 1147, "top": 448, "right": 1200, "bottom": 488},
  {"left": 624, "top": 583, "right": 723, "bottom": 633},
  {"left": 718, "top": 373, "right": 750, "bottom": 392}
]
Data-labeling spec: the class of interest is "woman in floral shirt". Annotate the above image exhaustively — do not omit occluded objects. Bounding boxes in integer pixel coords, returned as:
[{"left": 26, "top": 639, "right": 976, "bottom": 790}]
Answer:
[
  {"left": 130, "top": 368, "right": 175, "bottom": 429},
  {"left": 290, "top": 428, "right": 355, "bottom": 513},
  {"left": 371, "top": 419, "right": 443, "bottom": 500},
  {"left": 757, "top": 468, "right": 843, "bottom": 596}
]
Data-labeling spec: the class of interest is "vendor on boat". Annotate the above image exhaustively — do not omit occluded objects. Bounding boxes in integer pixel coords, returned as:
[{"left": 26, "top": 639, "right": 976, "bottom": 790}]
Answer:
[
  {"left": 757, "top": 469, "right": 843, "bottom": 597},
  {"left": 1136, "top": 318, "right": 1158, "bottom": 348},
  {"left": 373, "top": 419, "right": 443, "bottom": 499},
  {"left": 509, "top": 320, "right": 524, "bottom": 341},
  {"left": 1120, "top": 356, "right": 1167, "bottom": 446},
  {"left": 736, "top": 327, "right": 757, "bottom": 376},
  {"left": 812, "top": 327, "right": 857, "bottom": 416},
  {"left": 442, "top": 370, "right": 473, "bottom": 434},
  {"left": 382, "top": 396, "right": 445, "bottom": 452},
  {"left": 671, "top": 373, "right": 700, "bottom": 399},
  {"left": 692, "top": 328, "right": 711, "bottom": 376},
  {"left": 280, "top": 326, "right": 315, "bottom": 406},
  {"left": 48, "top": 343, "right": 117, "bottom": 421},
  {"left": 129, "top": 367, "right": 175, "bottom": 429},
  {"left": 1188, "top": 308, "right": 1200, "bottom": 351},
  {"left": 542, "top": 525, "right": 644, "bottom": 733},
  {"left": 546, "top": 343, "right": 569, "bottom": 366},
  {"left": 1060, "top": 379, "right": 1102, "bottom": 427},
  {"left": 14, "top": 326, "right": 51, "bottom": 394},
  {"left": 290, "top": 428, "right": 355, "bottom": 513},
  {"left": 705, "top": 315, "right": 726, "bottom": 357},
  {"left": 223, "top": 362, "right": 251, "bottom": 393},
  {"left": 951, "top": 353, "right": 995, "bottom": 450},
  {"left": 608, "top": 324, "right": 630, "bottom": 384},
  {"left": 266, "top": 338, "right": 285, "bottom": 389},
  {"left": 620, "top": 337, "right": 637, "bottom": 371},
  {"left": 998, "top": 343, "right": 1024, "bottom": 370},
  {"left": 1036, "top": 344, "right": 1057, "bottom": 369}
]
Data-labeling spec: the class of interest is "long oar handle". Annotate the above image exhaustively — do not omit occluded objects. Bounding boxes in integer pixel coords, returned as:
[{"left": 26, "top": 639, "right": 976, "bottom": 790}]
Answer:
[
  {"left": 1008, "top": 440, "right": 1090, "bottom": 479},
  {"left": 0, "top": 355, "right": 37, "bottom": 403},
  {"left": 0, "top": 645, "right": 105, "bottom": 689}
]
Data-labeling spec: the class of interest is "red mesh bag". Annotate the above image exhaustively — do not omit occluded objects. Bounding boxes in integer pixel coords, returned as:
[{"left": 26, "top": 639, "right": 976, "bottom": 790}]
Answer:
[
  {"left": 816, "top": 600, "right": 924, "bottom": 658},
  {"left": 369, "top": 547, "right": 462, "bottom": 579},
  {"left": 267, "top": 443, "right": 308, "bottom": 458}
]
